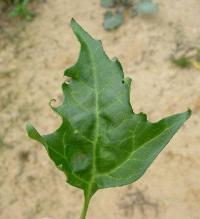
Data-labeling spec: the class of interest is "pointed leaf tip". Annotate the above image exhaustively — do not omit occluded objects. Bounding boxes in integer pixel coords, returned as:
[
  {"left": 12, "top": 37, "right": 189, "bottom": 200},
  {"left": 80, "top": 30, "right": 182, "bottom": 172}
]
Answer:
[
  {"left": 180, "top": 109, "right": 192, "bottom": 121},
  {"left": 70, "top": 18, "right": 95, "bottom": 45},
  {"left": 70, "top": 18, "right": 85, "bottom": 36},
  {"left": 187, "top": 108, "right": 192, "bottom": 117},
  {"left": 26, "top": 123, "right": 44, "bottom": 144},
  {"left": 70, "top": 18, "right": 77, "bottom": 28}
]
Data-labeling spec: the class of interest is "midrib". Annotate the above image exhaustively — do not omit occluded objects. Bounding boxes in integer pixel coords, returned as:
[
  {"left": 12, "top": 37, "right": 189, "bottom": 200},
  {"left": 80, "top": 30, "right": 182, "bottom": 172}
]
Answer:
[{"left": 86, "top": 43, "right": 100, "bottom": 196}]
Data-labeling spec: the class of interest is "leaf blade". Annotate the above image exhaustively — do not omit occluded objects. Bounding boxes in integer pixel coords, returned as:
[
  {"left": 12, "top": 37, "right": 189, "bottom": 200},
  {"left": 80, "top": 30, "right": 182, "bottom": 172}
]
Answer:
[
  {"left": 96, "top": 110, "right": 191, "bottom": 188},
  {"left": 26, "top": 19, "right": 191, "bottom": 199}
]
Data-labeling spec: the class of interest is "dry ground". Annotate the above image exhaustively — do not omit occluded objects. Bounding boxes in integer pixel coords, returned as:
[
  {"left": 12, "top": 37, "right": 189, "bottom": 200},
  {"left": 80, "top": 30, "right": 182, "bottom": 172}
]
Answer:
[{"left": 0, "top": 0, "right": 200, "bottom": 219}]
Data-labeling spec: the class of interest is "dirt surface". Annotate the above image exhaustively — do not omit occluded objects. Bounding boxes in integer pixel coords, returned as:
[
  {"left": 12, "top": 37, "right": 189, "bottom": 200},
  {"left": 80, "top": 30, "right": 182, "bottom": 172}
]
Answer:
[{"left": 0, "top": 0, "right": 200, "bottom": 219}]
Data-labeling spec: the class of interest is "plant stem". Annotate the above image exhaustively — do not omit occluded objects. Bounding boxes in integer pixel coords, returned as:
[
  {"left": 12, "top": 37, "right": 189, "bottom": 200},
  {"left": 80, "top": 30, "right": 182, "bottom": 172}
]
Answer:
[{"left": 80, "top": 194, "right": 90, "bottom": 219}]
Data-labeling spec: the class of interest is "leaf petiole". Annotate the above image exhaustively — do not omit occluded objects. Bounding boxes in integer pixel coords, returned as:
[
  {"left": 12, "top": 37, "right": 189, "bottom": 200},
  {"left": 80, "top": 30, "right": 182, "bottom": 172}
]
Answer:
[{"left": 80, "top": 193, "right": 91, "bottom": 219}]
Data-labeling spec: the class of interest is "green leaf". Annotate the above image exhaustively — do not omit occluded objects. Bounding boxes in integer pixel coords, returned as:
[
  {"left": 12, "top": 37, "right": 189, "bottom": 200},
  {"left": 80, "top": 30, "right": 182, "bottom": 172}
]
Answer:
[
  {"left": 172, "top": 56, "right": 191, "bottom": 68},
  {"left": 136, "top": 0, "right": 159, "bottom": 15},
  {"left": 10, "top": 0, "right": 34, "bottom": 21},
  {"left": 101, "top": 0, "right": 116, "bottom": 8},
  {"left": 103, "top": 10, "right": 124, "bottom": 30},
  {"left": 26, "top": 19, "right": 191, "bottom": 218}
]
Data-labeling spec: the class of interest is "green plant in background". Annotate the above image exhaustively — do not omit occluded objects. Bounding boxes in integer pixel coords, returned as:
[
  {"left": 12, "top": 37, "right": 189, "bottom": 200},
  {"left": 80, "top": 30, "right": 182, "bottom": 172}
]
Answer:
[
  {"left": 27, "top": 19, "right": 191, "bottom": 219},
  {"left": 101, "top": 0, "right": 159, "bottom": 30},
  {"left": 103, "top": 10, "right": 124, "bottom": 30},
  {"left": 173, "top": 56, "right": 191, "bottom": 68},
  {"left": 135, "top": 0, "right": 159, "bottom": 15},
  {"left": 190, "top": 48, "right": 200, "bottom": 70},
  {"left": 0, "top": 0, "right": 34, "bottom": 20},
  {"left": 172, "top": 48, "right": 200, "bottom": 70},
  {"left": 10, "top": 0, "right": 34, "bottom": 20},
  {"left": 101, "top": 0, "right": 132, "bottom": 7}
]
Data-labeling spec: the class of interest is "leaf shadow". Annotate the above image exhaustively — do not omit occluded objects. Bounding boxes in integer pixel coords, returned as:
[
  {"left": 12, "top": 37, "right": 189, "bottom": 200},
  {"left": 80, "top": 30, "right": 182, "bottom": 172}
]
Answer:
[{"left": 119, "top": 186, "right": 159, "bottom": 218}]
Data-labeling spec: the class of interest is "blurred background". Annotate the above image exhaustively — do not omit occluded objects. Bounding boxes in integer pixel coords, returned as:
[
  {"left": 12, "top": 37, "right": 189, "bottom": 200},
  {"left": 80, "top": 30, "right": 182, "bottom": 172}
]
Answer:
[{"left": 0, "top": 0, "right": 200, "bottom": 219}]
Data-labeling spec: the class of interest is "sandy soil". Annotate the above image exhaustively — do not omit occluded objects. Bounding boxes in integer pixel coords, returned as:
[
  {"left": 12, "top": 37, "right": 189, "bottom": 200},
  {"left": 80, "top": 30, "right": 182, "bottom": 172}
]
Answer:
[{"left": 0, "top": 0, "right": 200, "bottom": 219}]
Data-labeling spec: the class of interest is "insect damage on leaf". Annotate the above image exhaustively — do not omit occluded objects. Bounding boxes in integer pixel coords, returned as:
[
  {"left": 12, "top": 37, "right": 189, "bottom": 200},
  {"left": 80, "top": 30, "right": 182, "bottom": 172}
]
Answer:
[{"left": 26, "top": 19, "right": 191, "bottom": 219}]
